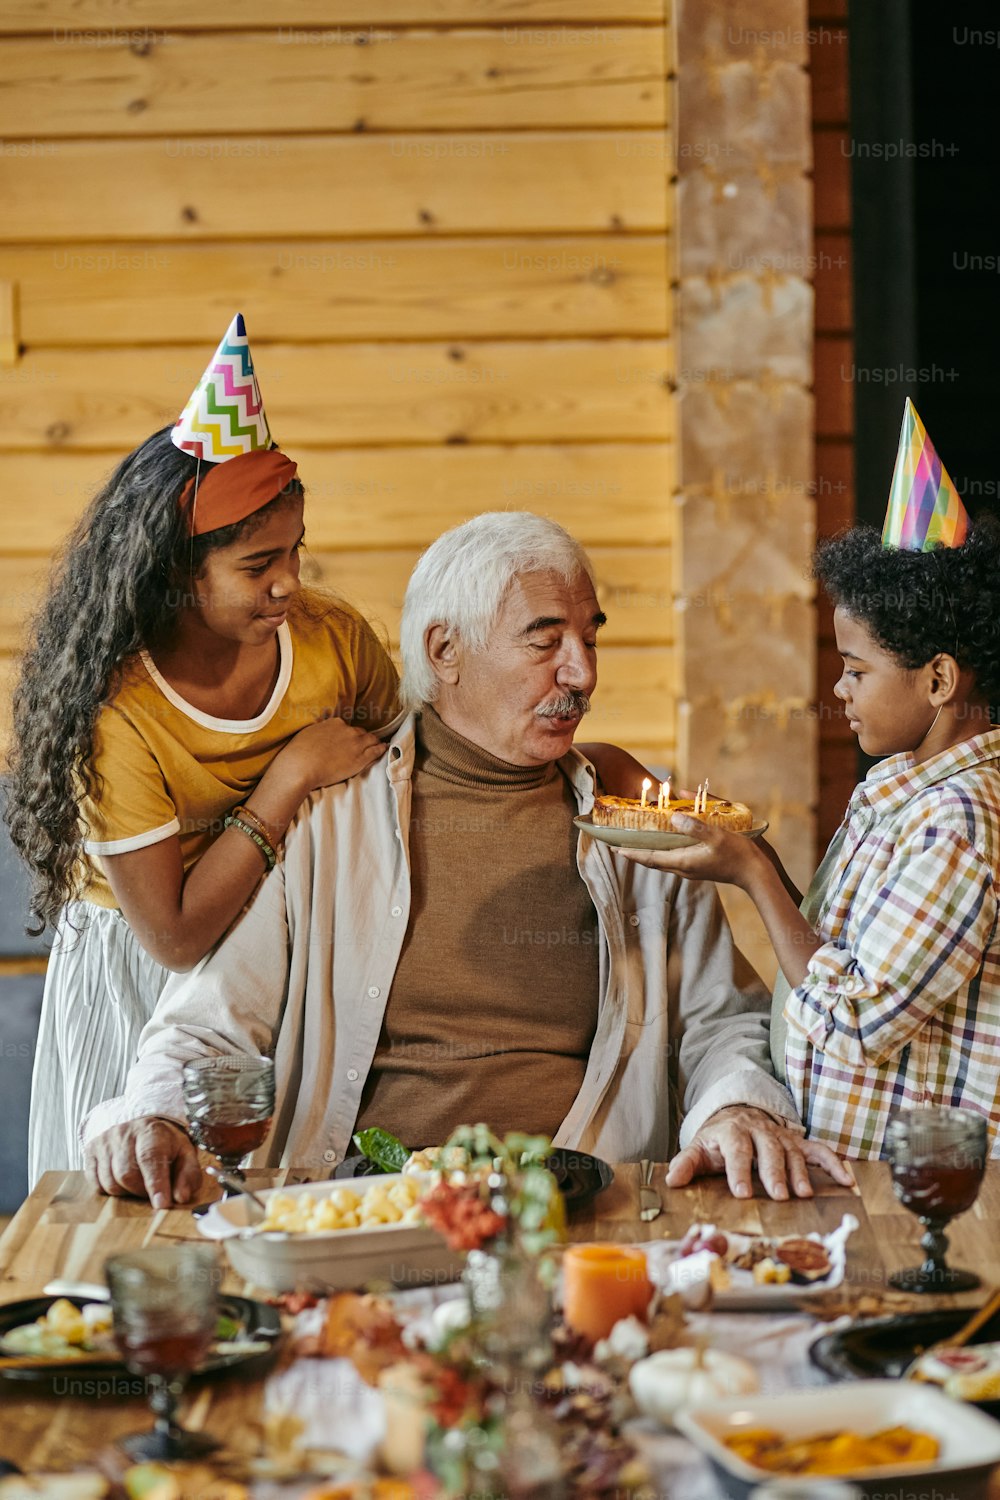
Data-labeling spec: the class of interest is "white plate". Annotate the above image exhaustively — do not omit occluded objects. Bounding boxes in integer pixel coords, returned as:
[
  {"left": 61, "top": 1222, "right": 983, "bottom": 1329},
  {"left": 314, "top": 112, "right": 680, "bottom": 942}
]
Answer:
[
  {"left": 645, "top": 1214, "right": 857, "bottom": 1311},
  {"left": 196, "top": 1173, "right": 464, "bottom": 1294},
  {"left": 574, "top": 815, "right": 769, "bottom": 851},
  {"left": 675, "top": 1380, "right": 1000, "bottom": 1490}
]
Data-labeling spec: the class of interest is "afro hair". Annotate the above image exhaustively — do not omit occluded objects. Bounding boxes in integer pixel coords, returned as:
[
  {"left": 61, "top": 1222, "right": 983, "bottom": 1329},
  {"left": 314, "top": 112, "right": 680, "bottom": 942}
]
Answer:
[{"left": 813, "top": 519, "right": 1000, "bottom": 708}]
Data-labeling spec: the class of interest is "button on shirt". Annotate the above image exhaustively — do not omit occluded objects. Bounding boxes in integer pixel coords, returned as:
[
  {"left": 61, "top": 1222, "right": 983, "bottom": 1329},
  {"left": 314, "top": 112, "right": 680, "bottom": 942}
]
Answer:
[{"left": 784, "top": 728, "right": 1000, "bottom": 1159}]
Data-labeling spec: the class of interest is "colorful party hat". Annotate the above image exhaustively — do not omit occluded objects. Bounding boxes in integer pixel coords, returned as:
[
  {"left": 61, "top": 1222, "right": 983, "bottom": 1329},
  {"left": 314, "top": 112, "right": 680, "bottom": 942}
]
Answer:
[
  {"left": 171, "top": 312, "right": 272, "bottom": 463},
  {"left": 882, "top": 398, "right": 969, "bottom": 550}
]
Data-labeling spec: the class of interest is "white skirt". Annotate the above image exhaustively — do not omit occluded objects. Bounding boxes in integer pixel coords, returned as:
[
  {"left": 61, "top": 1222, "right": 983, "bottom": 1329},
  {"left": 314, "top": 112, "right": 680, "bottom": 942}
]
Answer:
[{"left": 29, "top": 902, "right": 171, "bottom": 1185}]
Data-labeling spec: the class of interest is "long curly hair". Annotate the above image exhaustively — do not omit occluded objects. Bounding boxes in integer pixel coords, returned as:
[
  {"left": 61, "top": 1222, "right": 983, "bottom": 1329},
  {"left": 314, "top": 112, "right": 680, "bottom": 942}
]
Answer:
[
  {"left": 5, "top": 426, "right": 304, "bottom": 934},
  {"left": 814, "top": 519, "right": 1000, "bottom": 708}
]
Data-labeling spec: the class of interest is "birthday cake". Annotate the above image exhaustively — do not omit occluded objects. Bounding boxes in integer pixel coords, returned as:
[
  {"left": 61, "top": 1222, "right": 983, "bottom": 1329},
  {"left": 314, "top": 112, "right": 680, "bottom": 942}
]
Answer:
[{"left": 592, "top": 792, "right": 754, "bottom": 834}]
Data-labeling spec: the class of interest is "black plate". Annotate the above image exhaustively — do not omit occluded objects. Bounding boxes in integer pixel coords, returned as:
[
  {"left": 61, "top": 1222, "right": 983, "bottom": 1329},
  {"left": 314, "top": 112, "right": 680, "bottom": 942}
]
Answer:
[
  {"left": 0, "top": 1294, "right": 282, "bottom": 1389},
  {"left": 811, "top": 1307, "right": 1000, "bottom": 1416},
  {"left": 334, "top": 1147, "right": 615, "bottom": 1211}
]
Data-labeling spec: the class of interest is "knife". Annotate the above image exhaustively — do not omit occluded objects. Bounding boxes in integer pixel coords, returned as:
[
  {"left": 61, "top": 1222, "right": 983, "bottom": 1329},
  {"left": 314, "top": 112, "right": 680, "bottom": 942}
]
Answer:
[
  {"left": 639, "top": 1159, "right": 662, "bottom": 1222},
  {"left": 41, "top": 1280, "right": 110, "bottom": 1302}
]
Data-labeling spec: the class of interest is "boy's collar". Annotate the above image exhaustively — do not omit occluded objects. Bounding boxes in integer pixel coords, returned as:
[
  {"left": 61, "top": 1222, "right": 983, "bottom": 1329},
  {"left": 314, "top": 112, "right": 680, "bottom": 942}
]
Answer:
[{"left": 855, "top": 726, "right": 1000, "bottom": 814}]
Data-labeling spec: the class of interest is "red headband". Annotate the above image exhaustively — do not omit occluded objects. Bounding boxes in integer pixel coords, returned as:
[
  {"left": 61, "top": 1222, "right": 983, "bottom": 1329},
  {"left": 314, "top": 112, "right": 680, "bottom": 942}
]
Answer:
[{"left": 178, "top": 448, "right": 299, "bottom": 536}]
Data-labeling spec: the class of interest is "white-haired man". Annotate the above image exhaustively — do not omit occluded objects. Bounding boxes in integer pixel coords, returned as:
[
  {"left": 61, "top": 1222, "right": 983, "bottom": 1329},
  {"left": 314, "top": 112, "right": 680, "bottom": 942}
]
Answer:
[{"left": 85, "top": 514, "right": 851, "bottom": 1205}]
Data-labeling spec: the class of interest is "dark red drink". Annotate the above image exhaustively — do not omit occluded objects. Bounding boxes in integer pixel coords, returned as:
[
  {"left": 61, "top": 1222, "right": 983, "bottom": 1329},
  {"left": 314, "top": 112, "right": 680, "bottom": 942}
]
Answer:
[
  {"left": 189, "top": 1117, "right": 272, "bottom": 1158},
  {"left": 892, "top": 1160, "right": 985, "bottom": 1218},
  {"left": 115, "top": 1326, "right": 214, "bottom": 1378},
  {"left": 886, "top": 1107, "right": 987, "bottom": 1293}
]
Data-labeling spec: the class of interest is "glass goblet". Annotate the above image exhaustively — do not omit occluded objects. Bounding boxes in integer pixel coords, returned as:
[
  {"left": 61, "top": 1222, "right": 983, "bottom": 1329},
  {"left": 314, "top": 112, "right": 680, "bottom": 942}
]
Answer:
[
  {"left": 886, "top": 1105, "right": 987, "bottom": 1293},
  {"left": 182, "top": 1055, "right": 275, "bottom": 1194},
  {"left": 106, "top": 1245, "right": 221, "bottom": 1460}
]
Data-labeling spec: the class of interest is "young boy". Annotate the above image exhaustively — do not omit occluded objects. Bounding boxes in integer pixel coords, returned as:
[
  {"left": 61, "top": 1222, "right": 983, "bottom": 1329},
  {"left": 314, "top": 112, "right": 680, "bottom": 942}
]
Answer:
[{"left": 621, "top": 401, "right": 1000, "bottom": 1160}]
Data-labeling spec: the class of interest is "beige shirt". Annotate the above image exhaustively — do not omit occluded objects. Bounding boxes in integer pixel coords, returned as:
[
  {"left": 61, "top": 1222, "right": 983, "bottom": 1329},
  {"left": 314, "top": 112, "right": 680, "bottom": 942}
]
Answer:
[{"left": 84, "top": 715, "right": 801, "bottom": 1171}]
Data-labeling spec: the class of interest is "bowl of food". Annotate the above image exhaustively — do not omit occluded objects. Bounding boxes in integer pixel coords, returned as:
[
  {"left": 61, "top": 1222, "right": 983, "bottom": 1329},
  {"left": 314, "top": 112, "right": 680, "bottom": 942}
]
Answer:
[
  {"left": 673, "top": 1380, "right": 1000, "bottom": 1500},
  {"left": 196, "top": 1173, "right": 465, "bottom": 1293}
]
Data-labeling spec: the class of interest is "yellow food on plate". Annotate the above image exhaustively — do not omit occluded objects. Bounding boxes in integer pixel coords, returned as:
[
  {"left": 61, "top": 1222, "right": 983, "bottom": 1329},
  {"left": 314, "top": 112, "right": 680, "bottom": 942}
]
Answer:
[
  {"left": 751, "top": 1257, "right": 792, "bottom": 1286},
  {"left": 724, "top": 1424, "right": 939, "bottom": 1475},
  {"left": 260, "top": 1178, "right": 425, "bottom": 1235},
  {"left": 945, "top": 1368, "right": 1000, "bottom": 1402},
  {"left": 43, "top": 1297, "right": 90, "bottom": 1344},
  {"left": 592, "top": 794, "right": 754, "bottom": 833}
]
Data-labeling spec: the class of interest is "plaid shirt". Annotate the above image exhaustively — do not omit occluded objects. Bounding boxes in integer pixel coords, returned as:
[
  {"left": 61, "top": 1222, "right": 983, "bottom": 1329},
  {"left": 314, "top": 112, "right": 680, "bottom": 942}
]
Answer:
[{"left": 784, "top": 727, "right": 1000, "bottom": 1158}]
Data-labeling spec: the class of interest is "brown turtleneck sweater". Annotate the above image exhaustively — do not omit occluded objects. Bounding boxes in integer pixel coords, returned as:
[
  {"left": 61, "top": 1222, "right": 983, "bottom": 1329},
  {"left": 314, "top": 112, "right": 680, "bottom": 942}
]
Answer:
[{"left": 355, "top": 707, "right": 600, "bottom": 1145}]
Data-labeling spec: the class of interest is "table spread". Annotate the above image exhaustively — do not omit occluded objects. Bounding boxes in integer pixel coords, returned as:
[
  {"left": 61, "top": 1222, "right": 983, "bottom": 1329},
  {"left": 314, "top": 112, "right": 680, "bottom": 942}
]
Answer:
[{"left": 2, "top": 1163, "right": 1000, "bottom": 1483}]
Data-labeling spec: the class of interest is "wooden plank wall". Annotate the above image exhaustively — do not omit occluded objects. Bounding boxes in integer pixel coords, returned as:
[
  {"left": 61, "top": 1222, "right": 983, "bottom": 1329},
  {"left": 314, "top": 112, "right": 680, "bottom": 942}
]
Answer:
[
  {"left": 810, "top": 0, "right": 856, "bottom": 848},
  {"left": 0, "top": 0, "right": 675, "bottom": 775}
]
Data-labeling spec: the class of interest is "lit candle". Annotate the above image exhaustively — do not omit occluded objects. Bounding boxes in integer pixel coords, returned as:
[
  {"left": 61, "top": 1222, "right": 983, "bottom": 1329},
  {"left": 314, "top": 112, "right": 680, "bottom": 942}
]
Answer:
[
  {"left": 640, "top": 777, "right": 651, "bottom": 809},
  {"left": 562, "top": 1244, "right": 654, "bottom": 1343},
  {"left": 656, "top": 781, "right": 665, "bottom": 811},
  {"left": 664, "top": 777, "right": 672, "bottom": 805},
  {"left": 703, "top": 779, "right": 710, "bottom": 812}
]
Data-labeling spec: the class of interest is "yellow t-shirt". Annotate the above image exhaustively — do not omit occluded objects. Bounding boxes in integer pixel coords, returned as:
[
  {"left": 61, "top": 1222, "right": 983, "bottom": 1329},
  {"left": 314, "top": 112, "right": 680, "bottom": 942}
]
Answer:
[{"left": 80, "top": 590, "right": 399, "bottom": 909}]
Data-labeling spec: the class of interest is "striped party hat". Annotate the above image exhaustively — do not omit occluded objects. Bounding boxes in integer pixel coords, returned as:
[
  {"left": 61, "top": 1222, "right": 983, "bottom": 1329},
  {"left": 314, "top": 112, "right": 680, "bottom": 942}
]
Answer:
[
  {"left": 882, "top": 398, "right": 969, "bottom": 551},
  {"left": 171, "top": 312, "right": 272, "bottom": 462}
]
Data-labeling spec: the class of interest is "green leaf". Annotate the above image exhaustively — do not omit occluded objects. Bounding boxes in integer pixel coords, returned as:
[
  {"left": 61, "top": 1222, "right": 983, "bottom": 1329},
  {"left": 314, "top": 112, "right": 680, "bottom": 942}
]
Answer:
[{"left": 353, "top": 1126, "right": 411, "bottom": 1174}]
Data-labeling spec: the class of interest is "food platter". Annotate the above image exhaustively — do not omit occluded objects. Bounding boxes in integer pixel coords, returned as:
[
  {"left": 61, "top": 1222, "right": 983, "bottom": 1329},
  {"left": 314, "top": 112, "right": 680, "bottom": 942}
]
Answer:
[
  {"left": 574, "top": 815, "right": 769, "bottom": 852},
  {"left": 674, "top": 1380, "right": 1000, "bottom": 1500},
  {"left": 197, "top": 1173, "right": 466, "bottom": 1294},
  {"left": 645, "top": 1215, "right": 858, "bottom": 1311},
  {"left": 334, "top": 1146, "right": 614, "bottom": 1210},
  {"left": 0, "top": 1294, "right": 281, "bottom": 1387},
  {"left": 811, "top": 1308, "right": 1000, "bottom": 1414}
]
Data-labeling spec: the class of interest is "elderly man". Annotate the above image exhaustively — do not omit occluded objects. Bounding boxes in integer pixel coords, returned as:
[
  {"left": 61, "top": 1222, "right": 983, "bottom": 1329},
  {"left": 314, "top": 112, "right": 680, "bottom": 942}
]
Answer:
[{"left": 84, "top": 513, "right": 851, "bottom": 1207}]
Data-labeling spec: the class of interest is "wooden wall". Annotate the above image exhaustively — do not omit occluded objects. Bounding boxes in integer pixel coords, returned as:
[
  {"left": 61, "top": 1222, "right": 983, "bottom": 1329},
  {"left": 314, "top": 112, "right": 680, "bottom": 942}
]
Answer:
[
  {"left": 0, "top": 0, "right": 675, "bottom": 768},
  {"left": 810, "top": 0, "right": 856, "bottom": 847}
]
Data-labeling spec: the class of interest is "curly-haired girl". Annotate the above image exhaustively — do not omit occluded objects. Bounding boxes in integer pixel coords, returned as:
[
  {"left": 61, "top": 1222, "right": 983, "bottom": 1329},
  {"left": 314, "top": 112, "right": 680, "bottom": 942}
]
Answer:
[{"left": 6, "top": 322, "right": 400, "bottom": 1181}]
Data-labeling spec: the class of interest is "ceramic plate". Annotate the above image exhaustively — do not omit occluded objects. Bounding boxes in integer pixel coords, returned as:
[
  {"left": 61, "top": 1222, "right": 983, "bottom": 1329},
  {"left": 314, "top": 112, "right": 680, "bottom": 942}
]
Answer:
[
  {"left": 675, "top": 1380, "right": 1000, "bottom": 1500},
  {"left": 0, "top": 1293, "right": 281, "bottom": 1387},
  {"left": 574, "top": 816, "right": 769, "bottom": 851},
  {"left": 197, "top": 1172, "right": 466, "bottom": 1294},
  {"left": 811, "top": 1307, "right": 1000, "bottom": 1415},
  {"left": 646, "top": 1214, "right": 857, "bottom": 1311}
]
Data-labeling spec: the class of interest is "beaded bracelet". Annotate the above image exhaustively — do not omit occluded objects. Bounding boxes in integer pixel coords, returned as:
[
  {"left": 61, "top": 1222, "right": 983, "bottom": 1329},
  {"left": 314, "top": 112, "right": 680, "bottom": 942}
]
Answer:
[
  {"left": 233, "top": 804, "right": 276, "bottom": 844},
  {"left": 224, "top": 813, "right": 276, "bottom": 871}
]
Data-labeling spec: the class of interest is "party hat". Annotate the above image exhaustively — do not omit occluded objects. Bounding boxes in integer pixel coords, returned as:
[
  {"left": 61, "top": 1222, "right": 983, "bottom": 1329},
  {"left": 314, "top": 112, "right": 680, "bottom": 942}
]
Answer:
[
  {"left": 882, "top": 398, "right": 969, "bottom": 550},
  {"left": 171, "top": 312, "right": 272, "bottom": 463}
]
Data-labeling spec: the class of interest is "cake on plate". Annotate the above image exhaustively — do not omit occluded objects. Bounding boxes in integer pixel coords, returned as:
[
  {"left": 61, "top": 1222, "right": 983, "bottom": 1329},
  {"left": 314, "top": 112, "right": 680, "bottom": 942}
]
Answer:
[{"left": 591, "top": 793, "right": 754, "bottom": 834}]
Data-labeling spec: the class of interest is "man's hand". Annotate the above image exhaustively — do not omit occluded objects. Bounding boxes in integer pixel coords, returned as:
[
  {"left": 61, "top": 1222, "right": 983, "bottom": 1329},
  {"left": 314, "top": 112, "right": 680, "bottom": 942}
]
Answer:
[
  {"left": 85, "top": 1118, "right": 204, "bottom": 1210},
  {"left": 666, "top": 1105, "right": 856, "bottom": 1200}
]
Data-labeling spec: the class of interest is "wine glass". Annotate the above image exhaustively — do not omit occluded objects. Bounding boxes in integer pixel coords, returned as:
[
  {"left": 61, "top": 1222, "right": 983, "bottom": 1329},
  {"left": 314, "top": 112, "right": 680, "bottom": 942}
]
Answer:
[
  {"left": 182, "top": 1055, "right": 275, "bottom": 1194},
  {"left": 885, "top": 1105, "right": 987, "bottom": 1293},
  {"left": 105, "top": 1245, "right": 221, "bottom": 1460}
]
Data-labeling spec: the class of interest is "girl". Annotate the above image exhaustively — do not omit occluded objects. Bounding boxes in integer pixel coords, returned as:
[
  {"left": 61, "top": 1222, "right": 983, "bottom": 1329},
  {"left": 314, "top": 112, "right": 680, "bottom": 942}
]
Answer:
[
  {"left": 7, "top": 324, "right": 401, "bottom": 1178},
  {"left": 620, "top": 517, "right": 1000, "bottom": 1161}
]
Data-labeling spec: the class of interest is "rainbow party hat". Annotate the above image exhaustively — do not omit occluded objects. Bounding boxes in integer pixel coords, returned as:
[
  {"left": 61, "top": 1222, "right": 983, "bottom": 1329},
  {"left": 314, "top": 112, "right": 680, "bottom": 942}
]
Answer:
[
  {"left": 171, "top": 312, "right": 272, "bottom": 462},
  {"left": 882, "top": 397, "right": 969, "bottom": 551}
]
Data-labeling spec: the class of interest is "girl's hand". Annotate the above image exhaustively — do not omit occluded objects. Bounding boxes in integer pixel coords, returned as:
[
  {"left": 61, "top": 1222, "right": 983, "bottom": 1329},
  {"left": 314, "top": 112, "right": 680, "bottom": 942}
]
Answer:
[
  {"left": 277, "top": 715, "right": 388, "bottom": 795},
  {"left": 615, "top": 813, "right": 763, "bottom": 888}
]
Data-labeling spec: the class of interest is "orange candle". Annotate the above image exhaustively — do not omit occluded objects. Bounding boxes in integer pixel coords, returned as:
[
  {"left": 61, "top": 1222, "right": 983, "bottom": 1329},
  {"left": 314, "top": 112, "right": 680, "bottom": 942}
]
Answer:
[{"left": 561, "top": 1244, "right": 653, "bottom": 1343}]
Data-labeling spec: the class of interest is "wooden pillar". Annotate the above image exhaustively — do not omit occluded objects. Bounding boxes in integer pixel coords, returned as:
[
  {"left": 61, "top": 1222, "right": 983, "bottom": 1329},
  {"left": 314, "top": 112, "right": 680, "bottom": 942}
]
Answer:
[{"left": 674, "top": 0, "right": 815, "bottom": 979}]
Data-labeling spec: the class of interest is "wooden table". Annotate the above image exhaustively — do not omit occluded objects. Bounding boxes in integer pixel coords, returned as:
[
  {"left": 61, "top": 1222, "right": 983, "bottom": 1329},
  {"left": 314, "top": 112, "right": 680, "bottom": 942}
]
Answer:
[{"left": 1, "top": 1163, "right": 999, "bottom": 1472}]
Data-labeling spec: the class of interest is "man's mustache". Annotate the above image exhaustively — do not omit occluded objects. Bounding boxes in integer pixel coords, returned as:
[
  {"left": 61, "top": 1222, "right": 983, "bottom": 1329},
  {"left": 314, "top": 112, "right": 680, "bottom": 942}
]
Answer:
[{"left": 535, "top": 692, "right": 592, "bottom": 720}]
